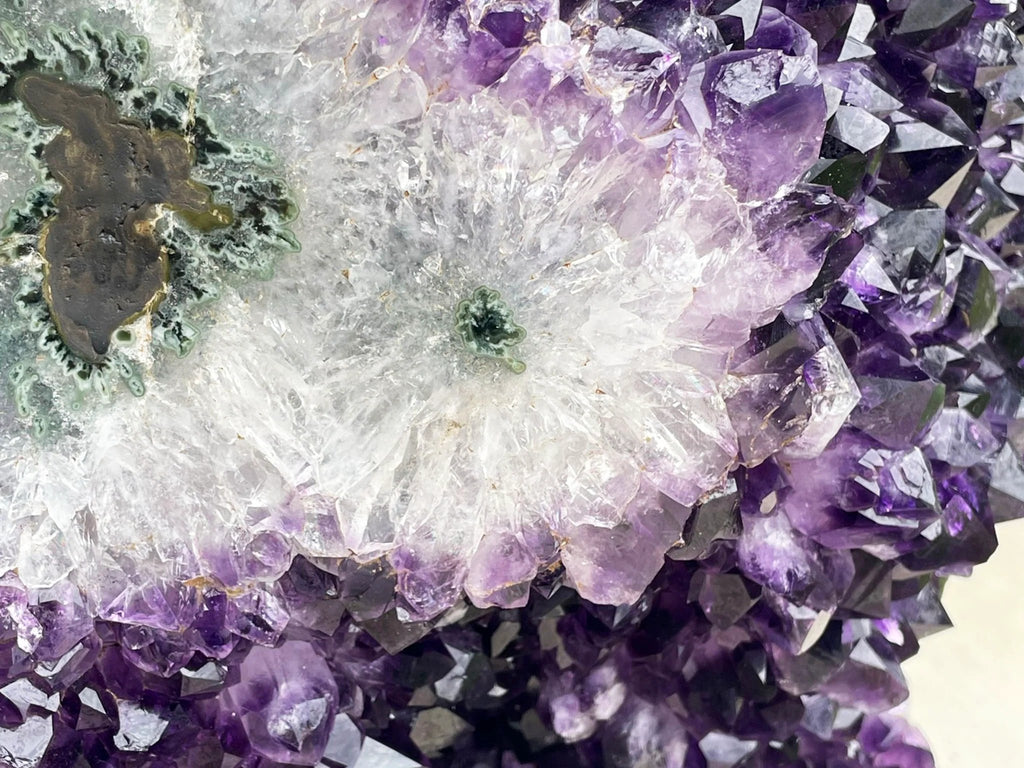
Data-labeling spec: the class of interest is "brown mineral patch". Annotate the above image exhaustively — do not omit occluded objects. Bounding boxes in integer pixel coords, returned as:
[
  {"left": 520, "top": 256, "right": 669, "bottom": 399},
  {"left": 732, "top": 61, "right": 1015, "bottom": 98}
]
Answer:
[{"left": 16, "top": 72, "right": 229, "bottom": 363}]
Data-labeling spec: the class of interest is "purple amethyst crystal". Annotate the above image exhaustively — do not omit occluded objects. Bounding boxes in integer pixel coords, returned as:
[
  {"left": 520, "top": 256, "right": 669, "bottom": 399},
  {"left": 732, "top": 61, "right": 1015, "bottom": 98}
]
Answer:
[
  {"left": 1, "top": 0, "right": 1023, "bottom": 766},
  {"left": 218, "top": 642, "right": 339, "bottom": 763}
]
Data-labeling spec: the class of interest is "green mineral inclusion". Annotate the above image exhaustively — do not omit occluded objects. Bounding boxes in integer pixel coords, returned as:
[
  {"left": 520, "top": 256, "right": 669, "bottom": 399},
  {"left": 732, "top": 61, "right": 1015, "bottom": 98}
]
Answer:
[{"left": 454, "top": 286, "right": 527, "bottom": 373}]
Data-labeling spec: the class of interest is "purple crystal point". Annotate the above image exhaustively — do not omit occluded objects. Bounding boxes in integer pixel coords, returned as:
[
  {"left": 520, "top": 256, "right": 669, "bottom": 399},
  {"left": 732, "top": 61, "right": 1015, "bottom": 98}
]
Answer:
[
  {"left": 726, "top": 313, "right": 859, "bottom": 464},
  {"left": 391, "top": 548, "right": 465, "bottom": 622},
  {"left": 27, "top": 583, "right": 93, "bottom": 663},
  {"left": 561, "top": 486, "right": 685, "bottom": 605},
  {"left": 857, "top": 713, "right": 936, "bottom": 768},
  {"left": 185, "top": 591, "right": 238, "bottom": 659},
  {"left": 226, "top": 586, "right": 291, "bottom": 647},
  {"left": 703, "top": 50, "right": 827, "bottom": 201},
  {"left": 220, "top": 642, "right": 339, "bottom": 764},
  {"left": 464, "top": 530, "right": 541, "bottom": 609},
  {"left": 99, "top": 581, "right": 199, "bottom": 633},
  {"left": 118, "top": 625, "right": 195, "bottom": 678},
  {"left": 748, "top": 7, "right": 818, "bottom": 58},
  {"left": 0, "top": 573, "right": 42, "bottom": 654}
]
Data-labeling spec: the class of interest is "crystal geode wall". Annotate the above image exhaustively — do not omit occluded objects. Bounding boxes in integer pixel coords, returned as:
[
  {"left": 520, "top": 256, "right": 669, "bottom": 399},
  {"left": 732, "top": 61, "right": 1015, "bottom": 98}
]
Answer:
[
  {"left": 0, "top": 0, "right": 856, "bottom": 616},
  {"left": 0, "top": 0, "right": 1021, "bottom": 766}
]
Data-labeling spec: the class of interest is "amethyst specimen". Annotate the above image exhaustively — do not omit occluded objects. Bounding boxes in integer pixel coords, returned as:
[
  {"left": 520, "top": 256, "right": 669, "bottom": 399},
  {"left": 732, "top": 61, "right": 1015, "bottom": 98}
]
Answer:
[{"left": 1, "top": 0, "right": 1024, "bottom": 767}]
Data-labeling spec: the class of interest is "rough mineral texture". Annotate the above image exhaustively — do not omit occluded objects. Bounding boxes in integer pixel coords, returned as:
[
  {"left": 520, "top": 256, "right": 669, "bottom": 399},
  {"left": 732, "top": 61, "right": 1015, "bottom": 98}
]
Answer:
[
  {"left": 17, "top": 73, "right": 226, "bottom": 363},
  {"left": 0, "top": 0, "right": 1022, "bottom": 766}
]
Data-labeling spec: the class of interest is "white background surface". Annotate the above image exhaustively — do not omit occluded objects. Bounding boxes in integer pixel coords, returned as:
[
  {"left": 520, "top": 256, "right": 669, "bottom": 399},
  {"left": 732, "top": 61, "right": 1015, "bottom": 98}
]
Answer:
[{"left": 904, "top": 519, "right": 1024, "bottom": 765}]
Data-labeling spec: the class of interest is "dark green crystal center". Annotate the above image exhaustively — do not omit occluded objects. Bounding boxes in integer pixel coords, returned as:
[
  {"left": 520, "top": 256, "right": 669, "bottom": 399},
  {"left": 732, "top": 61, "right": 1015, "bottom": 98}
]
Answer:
[{"left": 454, "top": 286, "right": 527, "bottom": 373}]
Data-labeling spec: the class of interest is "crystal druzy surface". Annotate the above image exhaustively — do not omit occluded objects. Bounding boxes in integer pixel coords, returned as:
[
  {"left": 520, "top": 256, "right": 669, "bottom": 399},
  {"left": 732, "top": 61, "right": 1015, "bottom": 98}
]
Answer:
[
  {"left": 0, "top": 0, "right": 848, "bottom": 612},
  {"left": 0, "top": 0, "right": 1022, "bottom": 766}
]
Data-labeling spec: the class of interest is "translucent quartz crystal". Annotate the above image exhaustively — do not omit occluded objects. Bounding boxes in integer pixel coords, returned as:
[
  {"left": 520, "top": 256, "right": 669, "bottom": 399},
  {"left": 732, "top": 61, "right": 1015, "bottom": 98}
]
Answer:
[{"left": 0, "top": 0, "right": 849, "bottom": 618}]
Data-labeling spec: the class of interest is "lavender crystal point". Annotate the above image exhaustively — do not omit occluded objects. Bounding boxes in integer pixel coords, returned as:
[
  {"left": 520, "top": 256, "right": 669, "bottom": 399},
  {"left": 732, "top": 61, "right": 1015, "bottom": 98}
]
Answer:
[
  {"left": 0, "top": 0, "right": 1022, "bottom": 765},
  {"left": 219, "top": 642, "right": 339, "bottom": 763}
]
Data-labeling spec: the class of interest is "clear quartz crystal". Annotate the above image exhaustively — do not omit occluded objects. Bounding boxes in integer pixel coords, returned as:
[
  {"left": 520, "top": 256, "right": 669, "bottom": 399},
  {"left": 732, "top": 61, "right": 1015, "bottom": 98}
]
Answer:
[{"left": 0, "top": 0, "right": 838, "bottom": 612}]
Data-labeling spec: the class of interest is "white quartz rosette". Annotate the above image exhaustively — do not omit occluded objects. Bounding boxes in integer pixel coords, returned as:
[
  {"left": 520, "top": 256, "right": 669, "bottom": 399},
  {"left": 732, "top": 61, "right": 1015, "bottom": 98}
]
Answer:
[{"left": 0, "top": 0, "right": 846, "bottom": 619}]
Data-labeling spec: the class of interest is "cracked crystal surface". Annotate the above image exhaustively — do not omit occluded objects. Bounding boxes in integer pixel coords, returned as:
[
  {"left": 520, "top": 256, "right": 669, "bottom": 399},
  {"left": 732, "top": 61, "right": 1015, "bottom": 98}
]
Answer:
[{"left": 0, "top": 0, "right": 843, "bottom": 614}]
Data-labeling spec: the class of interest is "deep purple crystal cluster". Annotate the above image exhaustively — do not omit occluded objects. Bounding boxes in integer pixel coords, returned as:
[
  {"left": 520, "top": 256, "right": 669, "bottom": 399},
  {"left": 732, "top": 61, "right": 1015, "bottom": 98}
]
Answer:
[{"left": 3, "top": 0, "right": 1024, "bottom": 766}]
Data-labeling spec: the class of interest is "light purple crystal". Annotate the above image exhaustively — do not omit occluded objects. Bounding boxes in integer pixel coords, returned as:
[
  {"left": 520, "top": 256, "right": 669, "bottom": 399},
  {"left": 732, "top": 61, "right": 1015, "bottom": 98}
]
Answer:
[{"left": 219, "top": 641, "right": 339, "bottom": 764}]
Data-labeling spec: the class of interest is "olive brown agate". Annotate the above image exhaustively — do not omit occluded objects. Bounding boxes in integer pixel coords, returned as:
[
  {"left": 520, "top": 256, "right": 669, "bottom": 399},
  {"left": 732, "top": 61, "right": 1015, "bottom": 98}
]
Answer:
[
  {"left": 16, "top": 73, "right": 229, "bottom": 364},
  {"left": 0, "top": 22, "right": 297, "bottom": 425}
]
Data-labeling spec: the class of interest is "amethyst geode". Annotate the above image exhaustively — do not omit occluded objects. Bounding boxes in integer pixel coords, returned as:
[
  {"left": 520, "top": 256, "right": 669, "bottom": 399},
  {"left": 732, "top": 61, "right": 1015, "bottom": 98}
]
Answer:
[{"left": 1, "top": 0, "right": 1023, "bottom": 766}]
